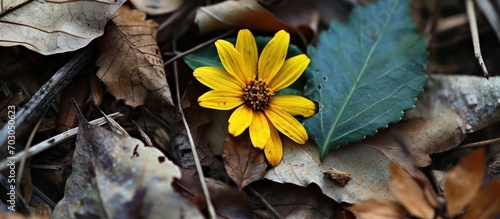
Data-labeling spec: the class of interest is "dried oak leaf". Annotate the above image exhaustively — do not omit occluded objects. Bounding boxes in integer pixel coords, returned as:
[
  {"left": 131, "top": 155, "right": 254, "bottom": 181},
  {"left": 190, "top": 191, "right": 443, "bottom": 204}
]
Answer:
[
  {"left": 222, "top": 134, "right": 268, "bottom": 190},
  {"left": 194, "top": 0, "right": 297, "bottom": 34},
  {"left": 52, "top": 107, "right": 202, "bottom": 219},
  {"left": 130, "top": 0, "right": 183, "bottom": 15},
  {"left": 96, "top": 6, "right": 173, "bottom": 107},
  {"left": 0, "top": 0, "right": 125, "bottom": 55}
]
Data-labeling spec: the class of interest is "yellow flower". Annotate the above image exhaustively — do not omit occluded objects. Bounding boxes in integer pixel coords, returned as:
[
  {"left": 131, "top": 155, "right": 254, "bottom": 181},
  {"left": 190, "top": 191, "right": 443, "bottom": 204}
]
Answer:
[{"left": 194, "top": 29, "right": 315, "bottom": 166}]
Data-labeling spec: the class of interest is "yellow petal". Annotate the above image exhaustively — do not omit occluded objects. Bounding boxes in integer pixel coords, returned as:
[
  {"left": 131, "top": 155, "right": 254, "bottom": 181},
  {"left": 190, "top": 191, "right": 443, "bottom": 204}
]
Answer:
[
  {"left": 258, "top": 30, "right": 289, "bottom": 83},
  {"left": 268, "top": 54, "right": 310, "bottom": 92},
  {"left": 228, "top": 105, "right": 253, "bottom": 136},
  {"left": 194, "top": 66, "right": 245, "bottom": 91},
  {"left": 215, "top": 40, "right": 252, "bottom": 84},
  {"left": 270, "top": 95, "right": 316, "bottom": 117},
  {"left": 249, "top": 111, "right": 270, "bottom": 149},
  {"left": 236, "top": 29, "right": 258, "bottom": 79},
  {"left": 265, "top": 106, "right": 308, "bottom": 144},
  {"left": 264, "top": 123, "right": 283, "bottom": 166},
  {"left": 198, "top": 90, "right": 243, "bottom": 110}
]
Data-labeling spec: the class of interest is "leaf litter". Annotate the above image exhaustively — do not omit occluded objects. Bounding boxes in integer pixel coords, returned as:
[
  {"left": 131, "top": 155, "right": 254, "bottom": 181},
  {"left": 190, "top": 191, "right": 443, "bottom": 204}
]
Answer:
[
  {"left": 1, "top": 0, "right": 500, "bottom": 218},
  {"left": 52, "top": 103, "right": 202, "bottom": 219}
]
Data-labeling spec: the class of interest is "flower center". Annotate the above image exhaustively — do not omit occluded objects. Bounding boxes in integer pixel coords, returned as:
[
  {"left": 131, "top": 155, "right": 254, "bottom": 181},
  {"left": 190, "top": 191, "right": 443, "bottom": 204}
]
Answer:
[{"left": 243, "top": 79, "right": 273, "bottom": 110}]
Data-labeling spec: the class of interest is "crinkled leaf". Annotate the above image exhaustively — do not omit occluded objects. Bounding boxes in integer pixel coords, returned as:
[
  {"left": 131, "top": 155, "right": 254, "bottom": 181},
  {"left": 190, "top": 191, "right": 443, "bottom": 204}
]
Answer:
[
  {"left": 303, "top": 0, "right": 428, "bottom": 158},
  {"left": 96, "top": 6, "right": 173, "bottom": 107},
  {"left": 0, "top": 0, "right": 125, "bottom": 55}
]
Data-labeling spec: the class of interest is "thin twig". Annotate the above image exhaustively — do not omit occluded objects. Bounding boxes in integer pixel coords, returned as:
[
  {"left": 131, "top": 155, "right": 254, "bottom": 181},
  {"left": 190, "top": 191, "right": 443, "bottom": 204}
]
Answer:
[
  {"left": 466, "top": 0, "right": 489, "bottom": 79},
  {"left": 245, "top": 186, "right": 284, "bottom": 219},
  {"left": 16, "top": 107, "right": 48, "bottom": 189},
  {"left": 172, "top": 37, "right": 217, "bottom": 219},
  {"left": 458, "top": 137, "right": 500, "bottom": 148},
  {"left": 164, "top": 29, "right": 236, "bottom": 67},
  {"left": 0, "top": 112, "right": 121, "bottom": 172}
]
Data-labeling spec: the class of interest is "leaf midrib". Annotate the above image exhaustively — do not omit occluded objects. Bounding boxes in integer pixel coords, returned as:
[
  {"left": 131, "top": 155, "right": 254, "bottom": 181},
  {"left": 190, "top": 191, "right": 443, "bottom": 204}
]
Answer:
[{"left": 322, "top": 1, "right": 398, "bottom": 151}]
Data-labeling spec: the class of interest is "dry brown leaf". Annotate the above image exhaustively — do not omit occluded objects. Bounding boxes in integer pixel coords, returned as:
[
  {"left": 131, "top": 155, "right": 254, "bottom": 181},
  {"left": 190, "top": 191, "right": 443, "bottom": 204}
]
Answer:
[
  {"left": 444, "top": 148, "right": 486, "bottom": 217},
  {"left": 463, "top": 179, "right": 500, "bottom": 219},
  {"left": 389, "top": 162, "right": 436, "bottom": 218},
  {"left": 96, "top": 6, "right": 173, "bottom": 107},
  {"left": 222, "top": 134, "right": 268, "bottom": 190},
  {"left": 350, "top": 197, "right": 406, "bottom": 219},
  {"left": 0, "top": 0, "right": 125, "bottom": 55},
  {"left": 265, "top": 110, "right": 465, "bottom": 204},
  {"left": 52, "top": 106, "right": 202, "bottom": 218},
  {"left": 130, "top": 0, "right": 183, "bottom": 15},
  {"left": 194, "top": 0, "right": 297, "bottom": 35}
]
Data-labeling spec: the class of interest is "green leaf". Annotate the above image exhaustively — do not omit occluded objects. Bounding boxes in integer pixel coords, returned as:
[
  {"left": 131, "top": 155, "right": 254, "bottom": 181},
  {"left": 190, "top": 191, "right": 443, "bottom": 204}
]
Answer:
[
  {"left": 303, "top": 0, "right": 428, "bottom": 159},
  {"left": 183, "top": 36, "right": 306, "bottom": 95}
]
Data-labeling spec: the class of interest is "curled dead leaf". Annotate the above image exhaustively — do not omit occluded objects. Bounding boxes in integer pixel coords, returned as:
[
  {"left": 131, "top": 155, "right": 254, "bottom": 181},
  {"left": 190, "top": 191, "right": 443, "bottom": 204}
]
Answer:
[
  {"left": 96, "top": 6, "right": 173, "bottom": 107},
  {"left": 194, "top": 0, "right": 297, "bottom": 34},
  {"left": 0, "top": 0, "right": 125, "bottom": 55}
]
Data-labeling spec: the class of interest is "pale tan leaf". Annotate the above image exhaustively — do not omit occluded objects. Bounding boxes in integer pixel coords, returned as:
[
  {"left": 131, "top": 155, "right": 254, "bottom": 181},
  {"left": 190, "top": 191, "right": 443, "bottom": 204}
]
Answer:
[
  {"left": 265, "top": 110, "right": 465, "bottom": 204},
  {"left": 0, "top": 0, "right": 125, "bottom": 55},
  {"left": 463, "top": 179, "right": 500, "bottom": 219},
  {"left": 444, "top": 148, "right": 486, "bottom": 217},
  {"left": 96, "top": 6, "right": 173, "bottom": 107},
  {"left": 130, "top": 0, "right": 183, "bottom": 15},
  {"left": 52, "top": 109, "right": 202, "bottom": 218},
  {"left": 194, "top": 0, "right": 296, "bottom": 34},
  {"left": 390, "top": 162, "right": 436, "bottom": 218},
  {"left": 350, "top": 198, "right": 406, "bottom": 219}
]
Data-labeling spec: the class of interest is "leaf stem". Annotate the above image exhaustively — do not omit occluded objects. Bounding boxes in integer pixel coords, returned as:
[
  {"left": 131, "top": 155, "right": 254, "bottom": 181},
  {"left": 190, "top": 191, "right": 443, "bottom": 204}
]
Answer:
[
  {"left": 172, "top": 37, "right": 217, "bottom": 219},
  {"left": 466, "top": 0, "right": 489, "bottom": 79}
]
